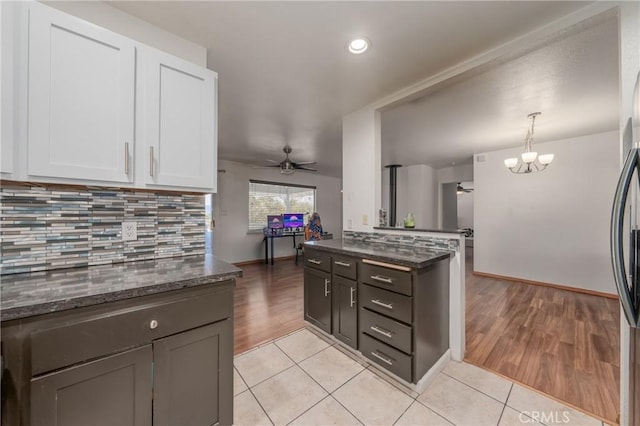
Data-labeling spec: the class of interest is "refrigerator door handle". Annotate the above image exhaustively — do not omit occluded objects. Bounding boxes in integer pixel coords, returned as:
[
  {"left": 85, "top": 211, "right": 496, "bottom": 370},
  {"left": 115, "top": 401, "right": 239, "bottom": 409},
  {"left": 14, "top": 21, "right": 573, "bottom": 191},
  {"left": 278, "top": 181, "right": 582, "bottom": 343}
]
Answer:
[{"left": 611, "top": 147, "right": 640, "bottom": 328}]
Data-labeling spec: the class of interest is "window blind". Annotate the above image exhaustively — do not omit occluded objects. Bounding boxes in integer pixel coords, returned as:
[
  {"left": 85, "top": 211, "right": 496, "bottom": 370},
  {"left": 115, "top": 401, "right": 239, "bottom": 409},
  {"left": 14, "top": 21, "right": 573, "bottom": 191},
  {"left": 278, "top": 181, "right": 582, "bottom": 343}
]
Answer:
[{"left": 248, "top": 180, "right": 316, "bottom": 231}]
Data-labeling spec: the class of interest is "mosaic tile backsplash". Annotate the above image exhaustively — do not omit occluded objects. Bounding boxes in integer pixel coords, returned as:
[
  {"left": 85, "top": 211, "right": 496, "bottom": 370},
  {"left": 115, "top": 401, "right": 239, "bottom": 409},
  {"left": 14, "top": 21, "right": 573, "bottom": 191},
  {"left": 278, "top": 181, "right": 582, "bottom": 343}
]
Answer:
[
  {"left": 0, "top": 184, "right": 205, "bottom": 275},
  {"left": 342, "top": 230, "right": 460, "bottom": 252}
]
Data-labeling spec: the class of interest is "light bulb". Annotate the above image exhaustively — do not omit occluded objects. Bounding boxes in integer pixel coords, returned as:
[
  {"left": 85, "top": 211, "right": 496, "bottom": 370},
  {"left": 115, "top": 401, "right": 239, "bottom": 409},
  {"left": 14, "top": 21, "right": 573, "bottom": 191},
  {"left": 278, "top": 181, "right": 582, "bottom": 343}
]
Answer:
[
  {"left": 538, "top": 154, "right": 554, "bottom": 165},
  {"left": 348, "top": 37, "right": 370, "bottom": 54},
  {"left": 521, "top": 151, "right": 538, "bottom": 163},
  {"left": 504, "top": 158, "right": 518, "bottom": 168}
]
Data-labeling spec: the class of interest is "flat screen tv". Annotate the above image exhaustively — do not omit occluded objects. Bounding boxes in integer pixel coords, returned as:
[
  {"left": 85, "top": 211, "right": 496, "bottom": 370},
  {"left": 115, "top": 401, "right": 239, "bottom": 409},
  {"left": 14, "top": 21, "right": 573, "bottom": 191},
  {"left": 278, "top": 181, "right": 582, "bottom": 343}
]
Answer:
[
  {"left": 267, "top": 215, "right": 284, "bottom": 229},
  {"left": 283, "top": 213, "right": 304, "bottom": 228}
]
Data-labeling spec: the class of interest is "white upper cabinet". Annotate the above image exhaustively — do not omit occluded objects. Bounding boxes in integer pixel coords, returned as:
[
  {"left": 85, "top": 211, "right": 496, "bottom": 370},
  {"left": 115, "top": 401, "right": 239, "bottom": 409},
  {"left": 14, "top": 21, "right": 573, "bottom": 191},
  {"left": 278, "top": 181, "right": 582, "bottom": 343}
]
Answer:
[
  {"left": 27, "top": 4, "right": 136, "bottom": 183},
  {"left": 142, "top": 48, "right": 217, "bottom": 192}
]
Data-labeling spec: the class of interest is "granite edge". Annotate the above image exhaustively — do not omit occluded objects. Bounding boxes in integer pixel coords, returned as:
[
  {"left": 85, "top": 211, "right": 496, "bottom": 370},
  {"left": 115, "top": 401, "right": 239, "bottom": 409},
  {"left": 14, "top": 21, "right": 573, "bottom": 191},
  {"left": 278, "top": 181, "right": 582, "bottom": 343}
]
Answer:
[
  {"left": 1, "top": 271, "right": 241, "bottom": 322},
  {"left": 304, "top": 241, "right": 452, "bottom": 268},
  {"left": 373, "top": 226, "right": 464, "bottom": 234}
]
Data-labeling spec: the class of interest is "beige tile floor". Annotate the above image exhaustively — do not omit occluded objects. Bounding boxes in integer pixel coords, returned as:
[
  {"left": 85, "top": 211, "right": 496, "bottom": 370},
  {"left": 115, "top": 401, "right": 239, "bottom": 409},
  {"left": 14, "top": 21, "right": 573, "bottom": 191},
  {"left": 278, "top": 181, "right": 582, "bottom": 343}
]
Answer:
[{"left": 233, "top": 328, "right": 606, "bottom": 426}]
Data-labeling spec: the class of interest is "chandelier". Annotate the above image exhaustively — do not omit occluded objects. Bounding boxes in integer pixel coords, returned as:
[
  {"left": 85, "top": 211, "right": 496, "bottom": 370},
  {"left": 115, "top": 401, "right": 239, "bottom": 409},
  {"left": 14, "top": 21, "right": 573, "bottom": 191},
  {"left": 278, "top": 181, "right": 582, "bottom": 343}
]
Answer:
[{"left": 504, "top": 112, "right": 554, "bottom": 174}]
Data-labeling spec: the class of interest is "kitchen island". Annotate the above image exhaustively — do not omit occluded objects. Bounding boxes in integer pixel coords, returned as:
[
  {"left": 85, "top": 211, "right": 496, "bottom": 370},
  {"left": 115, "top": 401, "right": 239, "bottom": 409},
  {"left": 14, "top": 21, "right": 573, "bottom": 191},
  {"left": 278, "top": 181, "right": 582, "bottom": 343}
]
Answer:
[
  {"left": 303, "top": 239, "right": 453, "bottom": 390},
  {"left": 1, "top": 254, "right": 241, "bottom": 426}
]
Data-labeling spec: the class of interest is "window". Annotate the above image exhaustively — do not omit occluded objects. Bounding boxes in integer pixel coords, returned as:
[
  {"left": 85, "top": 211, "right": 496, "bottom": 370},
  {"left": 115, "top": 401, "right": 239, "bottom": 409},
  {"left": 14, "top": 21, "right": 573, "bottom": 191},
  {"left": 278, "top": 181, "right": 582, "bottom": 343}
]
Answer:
[{"left": 248, "top": 180, "right": 316, "bottom": 232}]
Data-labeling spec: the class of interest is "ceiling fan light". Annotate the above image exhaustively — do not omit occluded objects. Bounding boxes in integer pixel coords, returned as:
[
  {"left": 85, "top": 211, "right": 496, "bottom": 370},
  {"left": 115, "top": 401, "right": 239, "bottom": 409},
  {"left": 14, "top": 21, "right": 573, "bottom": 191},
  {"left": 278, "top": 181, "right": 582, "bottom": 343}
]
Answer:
[
  {"left": 504, "top": 158, "right": 518, "bottom": 168},
  {"left": 521, "top": 151, "right": 537, "bottom": 164},
  {"left": 539, "top": 154, "right": 554, "bottom": 165}
]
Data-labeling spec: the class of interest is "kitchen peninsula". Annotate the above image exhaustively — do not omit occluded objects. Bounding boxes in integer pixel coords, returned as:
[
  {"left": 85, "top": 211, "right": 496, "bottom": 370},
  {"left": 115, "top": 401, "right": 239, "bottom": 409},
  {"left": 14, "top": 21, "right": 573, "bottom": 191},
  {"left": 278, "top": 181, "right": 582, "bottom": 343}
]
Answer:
[
  {"left": 303, "top": 236, "right": 457, "bottom": 389},
  {"left": 1, "top": 255, "right": 241, "bottom": 426}
]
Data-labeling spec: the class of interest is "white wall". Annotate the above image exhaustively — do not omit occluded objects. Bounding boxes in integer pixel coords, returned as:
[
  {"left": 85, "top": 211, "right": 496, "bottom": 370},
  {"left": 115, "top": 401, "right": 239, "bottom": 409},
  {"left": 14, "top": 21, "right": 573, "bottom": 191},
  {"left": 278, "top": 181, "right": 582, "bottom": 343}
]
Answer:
[
  {"left": 381, "top": 164, "right": 437, "bottom": 228},
  {"left": 343, "top": 108, "right": 381, "bottom": 231},
  {"left": 212, "top": 160, "right": 342, "bottom": 264},
  {"left": 474, "top": 130, "right": 619, "bottom": 294},
  {"left": 41, "top": 1, "right": 207, "bottom": 66}
]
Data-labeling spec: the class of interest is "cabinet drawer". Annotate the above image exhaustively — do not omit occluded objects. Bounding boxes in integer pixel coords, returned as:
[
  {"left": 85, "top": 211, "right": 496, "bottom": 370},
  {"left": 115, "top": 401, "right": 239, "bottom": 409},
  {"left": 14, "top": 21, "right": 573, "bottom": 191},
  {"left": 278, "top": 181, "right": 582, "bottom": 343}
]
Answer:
[
  {"left": 359, "top": 284, "right": 412, "bottom": 324},
  {"left": 360, "top": 308, "right": 412, "bottom": 354},
  {"left": 360, "top": 333, "right": 412, "bottom": 382},
  {"left": 332, "top": 256, "right": 357, "bottom": 280},
  {"left": 304, "top": 248, "right": 332, "bottom": 273},
  {"left": 360, "top": 261, "right": 412, "bottom": 296},
  {"left": 30, "top": 283, "right": 233, "bottom": 376}
]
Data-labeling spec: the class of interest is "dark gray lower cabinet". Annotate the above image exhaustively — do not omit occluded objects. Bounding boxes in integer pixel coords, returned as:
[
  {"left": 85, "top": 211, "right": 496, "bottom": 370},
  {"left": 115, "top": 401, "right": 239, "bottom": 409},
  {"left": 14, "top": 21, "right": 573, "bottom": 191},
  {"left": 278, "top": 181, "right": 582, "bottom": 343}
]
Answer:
[
  {"left": 1, "top": 282, "right": 235, "bottom": 426},
  {"left": 30, "top": 346, "right": 153, "bottom": 426},
  {"left": 332, "top": 275, "right": 357, "bottom": 349},
  {"left": 153, "top": 320, "right": 233, "bottom": 426},
  {"left": 304, "top": 267, "right": 332, "bottom": 333}
]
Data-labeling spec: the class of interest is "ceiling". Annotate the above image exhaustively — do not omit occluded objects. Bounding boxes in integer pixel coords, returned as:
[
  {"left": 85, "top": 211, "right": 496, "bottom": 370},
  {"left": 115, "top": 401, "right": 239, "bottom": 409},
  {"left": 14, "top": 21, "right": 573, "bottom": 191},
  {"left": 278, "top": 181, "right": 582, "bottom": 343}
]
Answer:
[
  {"left": 108, "top": 1, "right": 596, "bottom": 177},
  {"left": 381, "top": 13, "right": 619, "bottom": 169}
]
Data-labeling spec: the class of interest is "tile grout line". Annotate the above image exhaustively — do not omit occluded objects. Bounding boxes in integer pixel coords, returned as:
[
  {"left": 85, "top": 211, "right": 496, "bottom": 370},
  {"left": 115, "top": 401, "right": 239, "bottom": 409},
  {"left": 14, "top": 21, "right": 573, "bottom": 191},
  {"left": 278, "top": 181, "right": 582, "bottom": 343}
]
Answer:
[
  {"left": 441, "top": 369, "right": 513, "bottom": 405},
  {"left": 496, "top": 383, "right": 515, "bottom": 425},
  {"left": 273, "top": 337, "right": 365, "bottom": 426},
  {"left": 233, "top": 366, "right": 250, "bottom": 394},
  {"left": 413, "top": 396, "right": 457, "bottom": 425},
  {"left": 246, "top": 385, "right": 276, "bottom": 426}
]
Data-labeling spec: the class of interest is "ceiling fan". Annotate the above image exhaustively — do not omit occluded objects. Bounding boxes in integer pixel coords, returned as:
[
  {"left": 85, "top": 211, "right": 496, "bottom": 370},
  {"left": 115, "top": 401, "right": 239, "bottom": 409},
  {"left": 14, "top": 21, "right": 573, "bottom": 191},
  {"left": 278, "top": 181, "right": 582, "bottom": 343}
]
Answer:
[
  {"left": 456, "top": 183, "right": 473, "bottom": 194},
  {"left": 257, "top": 146, "right": 317, "bottom": 174}
]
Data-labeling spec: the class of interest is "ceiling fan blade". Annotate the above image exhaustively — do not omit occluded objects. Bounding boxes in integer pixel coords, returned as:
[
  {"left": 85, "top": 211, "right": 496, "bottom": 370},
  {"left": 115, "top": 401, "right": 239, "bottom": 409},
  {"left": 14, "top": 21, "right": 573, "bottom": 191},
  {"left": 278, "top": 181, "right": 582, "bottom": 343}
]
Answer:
[
  {"left": 295, "top": 166, "right": 317, "bottom": 172},
  {"left": 252, "top": 165, "right": 281, "bottom": 169},
  {"left": 265, "top": 159, "right": 279, "bottom": 163},
  {"left": 293, "top": 161, "right": 317, "bottom": 166}
]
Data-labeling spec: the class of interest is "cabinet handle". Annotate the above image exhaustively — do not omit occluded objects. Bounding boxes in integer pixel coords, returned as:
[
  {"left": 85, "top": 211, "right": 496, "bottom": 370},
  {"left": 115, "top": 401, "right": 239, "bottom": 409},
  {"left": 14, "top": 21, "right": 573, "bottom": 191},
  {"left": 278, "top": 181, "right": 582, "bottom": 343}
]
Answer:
[
  {"left": 350, "top": 287, "right": 356, "bottom": 308},
  {"left": 370, "top": 325, "right": 392, "bottom": 338},
  {"left": 371, "top": 299, "right": 393, "bottom": 310},
  {"left": 124, "top": 142, "right": 130, "bottom": 175},
  {"left": 308, "top": 259, "right": 321, "bottom": 265},
  {"left": 324, "top": 279, "right": 330, "bottom": 296},
  {"left": 371, "top": 275, "right": 393, "bottom": 284},
  {"left": 334, "top": 261, "right": 351, "bottom": 267},
  {"left": 371, "top": 351, "right": 394, "bottom": 366},
  {"left": 149, "top": 146, "right": 154, "bottom": 177},
  {"left": 149, "top": 319, "right": 159, "bottom": 329}
]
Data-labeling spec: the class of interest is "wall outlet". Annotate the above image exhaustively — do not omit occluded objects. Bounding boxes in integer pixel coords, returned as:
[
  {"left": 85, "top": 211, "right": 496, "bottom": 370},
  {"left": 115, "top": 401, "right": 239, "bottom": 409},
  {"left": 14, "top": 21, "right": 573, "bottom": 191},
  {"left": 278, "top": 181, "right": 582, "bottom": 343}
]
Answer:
[
  {"left": 122, "top": 222, "right": 137, "bottom": 241},
  {"left": 347, "top": 219, "right": 353, "bottom": 230},
  {"left": 362, "top": 214, "right": 368, "bottom": 225}
]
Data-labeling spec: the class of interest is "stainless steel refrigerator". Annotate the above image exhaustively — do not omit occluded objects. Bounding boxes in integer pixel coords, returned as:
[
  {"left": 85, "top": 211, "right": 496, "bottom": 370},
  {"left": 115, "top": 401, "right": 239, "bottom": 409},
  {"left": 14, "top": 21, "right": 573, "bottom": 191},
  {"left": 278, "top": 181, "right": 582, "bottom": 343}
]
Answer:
[{"left": 611, "top": 71, "right": 640, "bottom": 425}]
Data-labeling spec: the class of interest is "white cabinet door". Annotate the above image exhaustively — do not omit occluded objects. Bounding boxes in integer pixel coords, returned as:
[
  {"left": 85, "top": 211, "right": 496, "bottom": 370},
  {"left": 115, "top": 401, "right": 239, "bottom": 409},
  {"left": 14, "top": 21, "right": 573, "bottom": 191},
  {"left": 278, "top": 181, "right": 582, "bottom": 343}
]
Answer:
[
  {"left": 27, "top": 4, "right": 135, "bottom": 183},
  {"left": 143, "top": 48, "right": 216, "bottom": 191}
]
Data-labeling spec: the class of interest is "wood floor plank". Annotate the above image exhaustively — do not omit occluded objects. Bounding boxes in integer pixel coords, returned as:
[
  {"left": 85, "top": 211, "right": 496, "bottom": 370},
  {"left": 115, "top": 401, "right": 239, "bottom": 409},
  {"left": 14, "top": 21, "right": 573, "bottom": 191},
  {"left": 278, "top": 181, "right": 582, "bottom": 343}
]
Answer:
[{"left": 466, "top": 248, "right": 620, "bottom": 424}]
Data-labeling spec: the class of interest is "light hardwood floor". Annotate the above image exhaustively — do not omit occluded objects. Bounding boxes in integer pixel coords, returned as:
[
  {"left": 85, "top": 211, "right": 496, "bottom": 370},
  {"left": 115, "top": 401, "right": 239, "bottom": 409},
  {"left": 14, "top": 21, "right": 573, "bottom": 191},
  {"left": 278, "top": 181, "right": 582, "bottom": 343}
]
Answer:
[{"left": 233, "top": 252, "right": 620, "bottom": 424}]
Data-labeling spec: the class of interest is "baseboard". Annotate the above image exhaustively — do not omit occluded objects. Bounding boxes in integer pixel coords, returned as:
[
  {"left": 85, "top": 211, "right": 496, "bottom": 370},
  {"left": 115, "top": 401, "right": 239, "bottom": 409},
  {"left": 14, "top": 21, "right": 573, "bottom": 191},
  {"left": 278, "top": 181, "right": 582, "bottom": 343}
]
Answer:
[
  {"left": 472, "top": 271, "right": 618, "bottom": 300},
  {"left": 233, "top": 255, "right": 296, "bottom": 266}
]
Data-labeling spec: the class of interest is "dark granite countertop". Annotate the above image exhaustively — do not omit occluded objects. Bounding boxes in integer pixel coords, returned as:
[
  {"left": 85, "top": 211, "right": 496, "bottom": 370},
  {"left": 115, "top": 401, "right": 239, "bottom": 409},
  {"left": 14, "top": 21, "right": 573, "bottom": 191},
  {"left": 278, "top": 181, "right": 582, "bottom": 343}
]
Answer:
[
  {"left": 1, "top": 255, "right": 242, "bottom": 322},
  {"left": 373, "top": 226, "right": 464, "bottom": 234},
  {"left": 304, "top": 239, "right": 452, "bottom": 268}
]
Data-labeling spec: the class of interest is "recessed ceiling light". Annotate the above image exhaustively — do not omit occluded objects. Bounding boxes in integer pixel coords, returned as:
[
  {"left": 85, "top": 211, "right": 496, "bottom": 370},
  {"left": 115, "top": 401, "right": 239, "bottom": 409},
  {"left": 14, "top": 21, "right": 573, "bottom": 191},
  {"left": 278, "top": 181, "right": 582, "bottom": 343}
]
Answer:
[{"left": 348, "top": 37, "right": 370, "bottom": 54}]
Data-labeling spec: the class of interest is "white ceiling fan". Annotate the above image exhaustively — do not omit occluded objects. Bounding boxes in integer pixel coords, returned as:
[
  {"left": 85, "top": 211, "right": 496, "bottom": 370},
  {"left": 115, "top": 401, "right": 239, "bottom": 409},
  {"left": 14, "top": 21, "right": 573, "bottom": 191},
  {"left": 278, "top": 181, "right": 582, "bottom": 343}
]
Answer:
[{"left": 257, "top": 146, "right": 317, "bottom": 174}]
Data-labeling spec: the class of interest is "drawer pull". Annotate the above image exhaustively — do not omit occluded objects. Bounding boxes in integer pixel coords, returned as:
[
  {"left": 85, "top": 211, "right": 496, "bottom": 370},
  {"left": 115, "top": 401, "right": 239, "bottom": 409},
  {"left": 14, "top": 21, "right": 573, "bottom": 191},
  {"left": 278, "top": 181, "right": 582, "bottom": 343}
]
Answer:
[
  {"left": 350, "top": 287, "right": 356, "bottom": 308},
  {"left": 370, "top": 325, "right": 392, "bottom": 338},
  {"left": 334, "top": 261, "right": 351, "bottom": 267},
  {"left": 324, "top": 279, "right": 331, "bottom": 296},
  {"left": 308, "top": 259, "right": 322, "bottom": 265},
  {"left": 371, "top": 299, "right": 393, "bottom": 310},
  {"left": 371, "top": 275, "right": 393, "bottom": 284},
  {"left": 149, "top": 319, "right": 159, "bottom": 330},
  {"left": 371, "top": 351, "right": 394, "bottom": 365}
]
